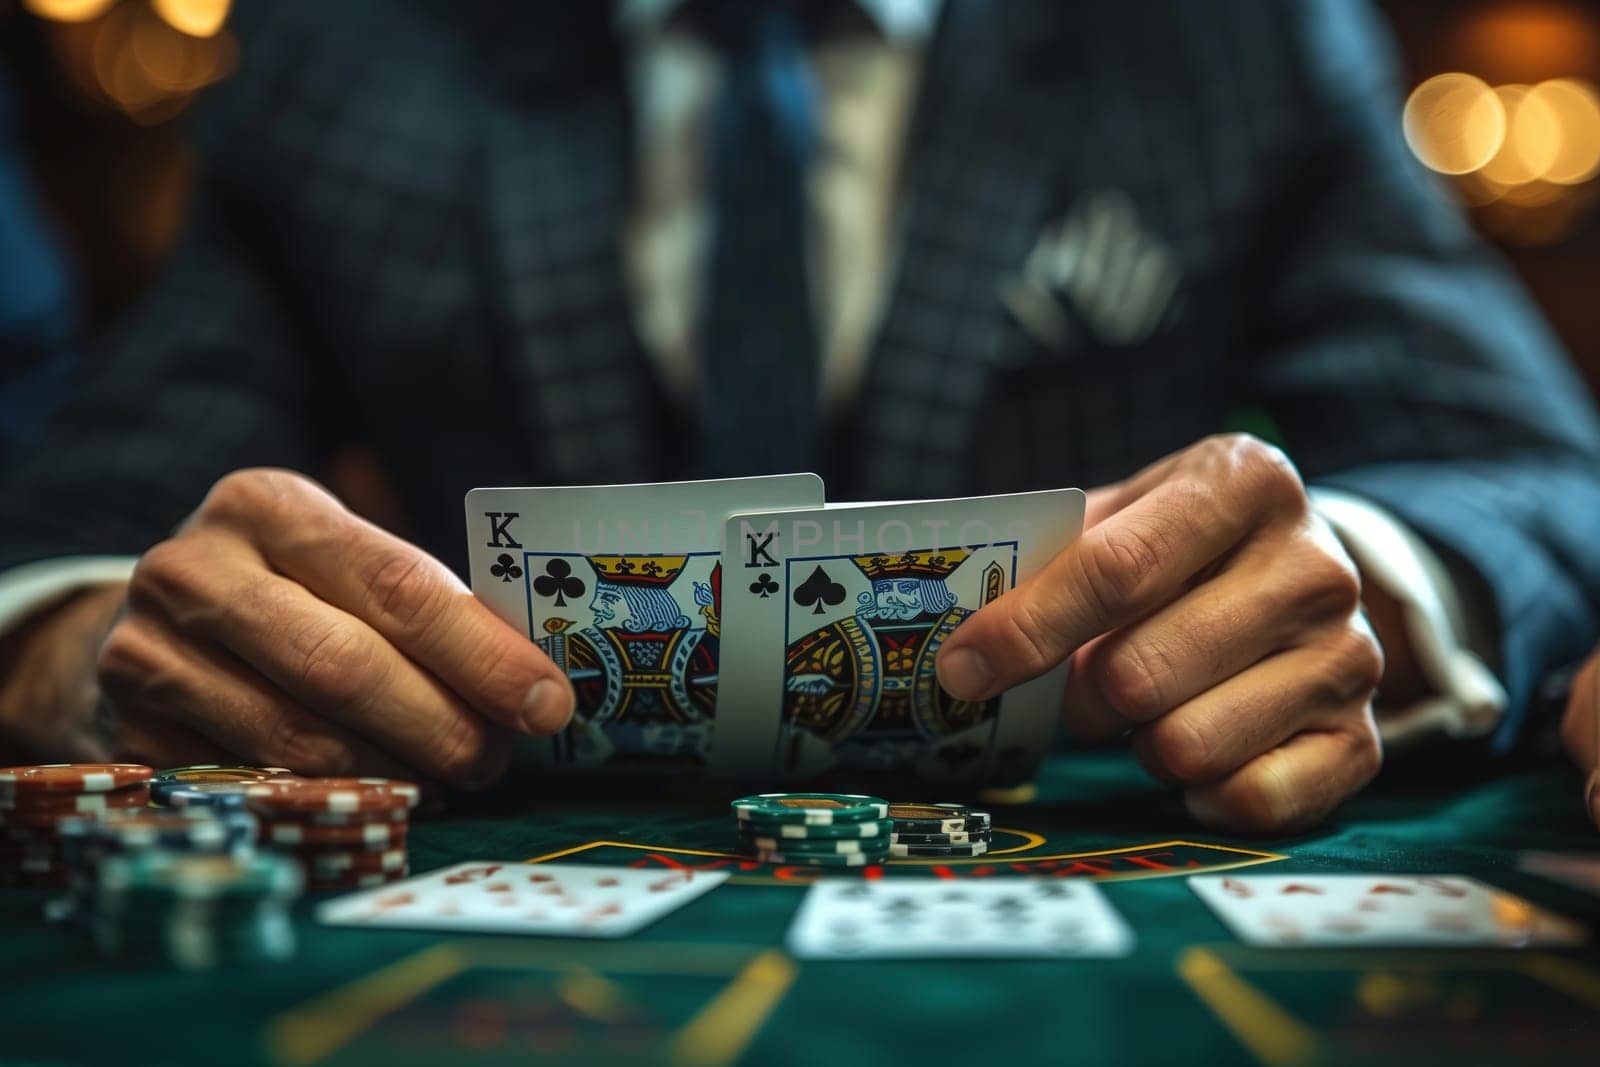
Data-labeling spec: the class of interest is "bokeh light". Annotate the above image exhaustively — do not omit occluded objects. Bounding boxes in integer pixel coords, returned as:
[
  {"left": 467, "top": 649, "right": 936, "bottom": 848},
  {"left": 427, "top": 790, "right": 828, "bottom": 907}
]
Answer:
[
  {"left": 1403, "top": 73, "right": 1506, "bottom": 175},
  {"left": 1530, "top": 78, "right": 1600, "bottom": 184},
  {"left": 1405, "top": 64, "right": 1600, "bottom": 245},
  {"left": 20, "top": 0, "right": 117, "bottom": 23},
  {"left": 150, "top": 0, "right": 230, "bottom": 39},
  {"left": 1479, "top": 84, "right": 1558, "bottom": 185}
]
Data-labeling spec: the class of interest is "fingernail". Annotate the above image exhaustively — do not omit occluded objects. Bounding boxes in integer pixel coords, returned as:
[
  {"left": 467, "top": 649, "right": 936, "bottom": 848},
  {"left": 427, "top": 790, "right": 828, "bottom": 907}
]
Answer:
[
  {"left": 520, "top": 679, "right": 574, "bottom": 734},
  {"left": 939, "top": 647, "right": 996, "bottom": 700}
]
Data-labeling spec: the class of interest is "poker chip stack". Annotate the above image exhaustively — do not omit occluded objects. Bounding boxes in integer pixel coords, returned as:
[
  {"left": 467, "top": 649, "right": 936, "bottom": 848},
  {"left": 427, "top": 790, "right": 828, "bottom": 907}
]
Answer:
[
  {"left": 0, "top": 764, "right": 154, "bottom": 888},
  {"left": 93, "top": 850, "right": 302, "bottom": 971},
  {"left": 241, "top": 777, "right": 417, "bottom": 892},
  {"left": 731, "top": 793, "right": 893, "bottom": 867},
  {"left": 149, "top": 764, "right": 295, "bottom": 809},
  {"left": 888, "top": 802, "right": 992, "bottom": 858}
]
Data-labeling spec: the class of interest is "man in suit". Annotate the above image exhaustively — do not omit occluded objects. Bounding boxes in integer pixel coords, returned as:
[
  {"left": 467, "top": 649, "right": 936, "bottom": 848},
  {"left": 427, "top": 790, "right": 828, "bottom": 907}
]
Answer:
[
  {"left": 1, "top": 0, "right": 1598, "bottom": 832},
  {"left": 0, "top": 64, "right": 79, "bottom": 470}
]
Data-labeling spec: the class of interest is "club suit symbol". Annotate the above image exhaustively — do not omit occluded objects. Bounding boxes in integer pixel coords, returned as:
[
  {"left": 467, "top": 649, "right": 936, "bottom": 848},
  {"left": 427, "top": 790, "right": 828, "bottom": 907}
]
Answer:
[
  {"left": 532, "top": 557, "right": 584, "bottom": 605},
  {"left": 536, "top": 556, "right": 721, "bottom": 768},
  {"left": 749, "top": 573, "right": 779, "bottom": 599},
  {"left": 1001, "top": 188, "right": 1181, "bottom": 351},
  {"left": 490, "top": 553, "right": 523, "bottom": 584}
]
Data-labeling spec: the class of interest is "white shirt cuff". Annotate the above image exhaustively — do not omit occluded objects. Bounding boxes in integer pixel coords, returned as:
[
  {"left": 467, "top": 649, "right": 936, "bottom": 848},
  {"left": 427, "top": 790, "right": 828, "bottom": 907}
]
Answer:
[
  {"left": 0, "top": 557, "right": 139, "bottom": 640},
  {"left": 1311, "top": 488, "right": 1508, "bottom": 749}
]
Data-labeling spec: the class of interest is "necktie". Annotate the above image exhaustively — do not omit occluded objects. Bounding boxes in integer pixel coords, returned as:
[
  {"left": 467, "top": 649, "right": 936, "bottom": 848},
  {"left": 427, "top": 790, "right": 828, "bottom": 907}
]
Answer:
[{"left": 698, "top": 1, "right": 820, "bottom": 476}]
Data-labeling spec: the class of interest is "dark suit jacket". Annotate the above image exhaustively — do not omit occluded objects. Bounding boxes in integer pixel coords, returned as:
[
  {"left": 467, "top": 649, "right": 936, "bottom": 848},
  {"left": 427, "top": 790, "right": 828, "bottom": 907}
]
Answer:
[{"left": 4, "top": 0, "right": 1599, "bottom": 757}]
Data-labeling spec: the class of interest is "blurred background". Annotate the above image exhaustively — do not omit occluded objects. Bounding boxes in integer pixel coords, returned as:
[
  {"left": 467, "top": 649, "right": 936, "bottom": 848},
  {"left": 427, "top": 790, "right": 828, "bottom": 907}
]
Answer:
[{"left": 0, "top": 0, "right": 1598, "bottom": 400}]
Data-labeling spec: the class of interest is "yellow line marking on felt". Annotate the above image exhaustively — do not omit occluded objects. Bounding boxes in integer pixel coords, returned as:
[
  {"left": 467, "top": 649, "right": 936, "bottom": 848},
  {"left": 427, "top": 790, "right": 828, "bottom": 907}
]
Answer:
[
  {"left": 267, "top": 942, "right": 470, "bottom": 1066},
  {"left": 527, "top": 838, "right": 1286, "bottom": 884},
  {"left": 554, "top": 967, "right": 632, "bottom": 1023},
  {"left": 669, "top": 950, "right": 798, "bottom": 1067},
  {"left": 1517, "top": 955, "right": 1600, "bottom": 1009},
  {"left": 1176, "top": 947, "right": 1320, "bottom": 1067},
  {"left": 267, "top": 940, "right": 777, "bottom": 1065}
]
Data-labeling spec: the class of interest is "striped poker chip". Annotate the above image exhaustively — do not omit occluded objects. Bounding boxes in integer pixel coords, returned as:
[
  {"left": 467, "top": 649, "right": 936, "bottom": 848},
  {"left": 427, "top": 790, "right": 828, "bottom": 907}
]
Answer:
[
  {"left": 889, "top": 840, "right": 991, "bottom": 859},
  {"left": 263, "top": 819, "right": 407, "bottom": 847},
  {"left": 243, "top": 778, "right": 420, "bottom": 817},
  {"left": 888, "top": 802, "right": 992, "bottom": 834},
  {"left": 731, "top": 793, "right": 889, "bottom": 826},
  {"left": 888, "top": 829, "right": 989, "bottom": 846},
  {"left": 0, "top": 765, "right": 153, "bottom": 799}
]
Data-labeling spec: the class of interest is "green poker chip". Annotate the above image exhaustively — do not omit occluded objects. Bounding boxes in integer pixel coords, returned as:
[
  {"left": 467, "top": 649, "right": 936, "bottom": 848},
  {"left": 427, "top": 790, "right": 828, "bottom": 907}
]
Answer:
[
  {"left": 731, "top": 793, "right": 889, "bottom": 826},
  {"left": 750, "top": 850, "right": 883, "bottom": 867},
  {"left": 888, "top": 802, "right": 991, "bottom": 834},
  {"left": 735, "top": 817, "right": 888, "bottom": 841},
  {"left": 888, "top": 829, "right": 989, "bottom": 846},
  {"left": 738, "top": 832, "right": 891, "bottom": 856},
  {"left": 890, "top": 840, "right": 991, "bottom": 859}
]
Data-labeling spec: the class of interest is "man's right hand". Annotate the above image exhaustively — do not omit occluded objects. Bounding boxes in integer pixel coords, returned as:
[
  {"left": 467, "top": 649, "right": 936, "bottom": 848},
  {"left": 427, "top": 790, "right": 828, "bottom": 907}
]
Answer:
[{"left": 3, "top": 468, "right": 575, "bottom": 789}]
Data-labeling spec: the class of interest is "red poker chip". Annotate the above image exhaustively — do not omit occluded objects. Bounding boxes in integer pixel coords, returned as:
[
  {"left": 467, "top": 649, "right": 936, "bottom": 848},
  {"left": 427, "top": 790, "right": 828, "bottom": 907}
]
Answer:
[
  {"left": 0, "top": 808, "right": 102, "bottom": 831},
  {"left": 0, "top": 787, "right": 149, "bottom": 815},
  {"left": 262, "top": 819, "right": 408, "bottom": 847},
  {"left": 295, "top": 847, "right": 407, "bottom": 875},
  {"left": 295, "top": 808, "right": 410, "bottom": 828},
  {"left": 0, "top": 764, "right": 153, "bottom": 797},
  {"left": 243, "top": 777, "right": 420, "bottom": 817}
]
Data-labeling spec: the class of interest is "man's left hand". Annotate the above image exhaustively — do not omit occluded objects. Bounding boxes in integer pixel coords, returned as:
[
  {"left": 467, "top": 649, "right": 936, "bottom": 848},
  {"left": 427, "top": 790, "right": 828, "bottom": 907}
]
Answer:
[
  {"left": 1560, "top": 648, "right": 1600, "bottom": 829},
  {"left": 936, "top": 433, "right": 1384, "bottom": 834}
]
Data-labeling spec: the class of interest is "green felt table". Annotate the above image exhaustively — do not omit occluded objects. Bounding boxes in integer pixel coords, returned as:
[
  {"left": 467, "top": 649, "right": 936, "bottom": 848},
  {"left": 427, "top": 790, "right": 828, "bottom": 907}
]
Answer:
[{"left": 3, "top": 752, "right": 1599, "bottom": 1067}]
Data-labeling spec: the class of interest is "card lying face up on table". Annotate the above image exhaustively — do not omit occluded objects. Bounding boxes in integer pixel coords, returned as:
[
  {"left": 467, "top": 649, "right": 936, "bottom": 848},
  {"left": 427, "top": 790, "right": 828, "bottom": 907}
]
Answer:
[{"left": 465, "top": 477, "right": 1084, "bottom": 787}]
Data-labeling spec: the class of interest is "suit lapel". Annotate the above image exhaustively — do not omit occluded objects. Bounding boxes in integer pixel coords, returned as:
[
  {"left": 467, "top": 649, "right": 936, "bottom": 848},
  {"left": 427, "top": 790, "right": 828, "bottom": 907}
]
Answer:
[
  {"left": 838, "top": 0, "right": 1091, "bottom": 499},
  {"left": 477, "top": 72, "right": 684, "bottom": 485}
]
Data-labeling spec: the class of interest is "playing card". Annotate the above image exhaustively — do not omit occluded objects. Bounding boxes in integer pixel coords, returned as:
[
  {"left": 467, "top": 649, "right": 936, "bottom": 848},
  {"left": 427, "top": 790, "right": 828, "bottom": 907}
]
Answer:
[
  {"left": 315, "top": 862, "right": 730, "bottom": 938},
  {"left": 785, "top": 878, "right": 1135, "bottom": 959},
  {"left": 1189, "top": 874, "right": 1588, "bottom": 948},
  {"left": 465, "top": 475, "right": 823, "bottom": 773},
  {"left": 711, "top": 490, "right": 1085, "bottom": 784},
  {"left": 1520, "top": 851, "right": 1600, "bottom": 897}
]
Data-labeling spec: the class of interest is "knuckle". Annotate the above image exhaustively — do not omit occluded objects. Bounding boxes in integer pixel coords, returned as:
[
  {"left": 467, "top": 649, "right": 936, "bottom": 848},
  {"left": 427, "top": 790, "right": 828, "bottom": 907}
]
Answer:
[
  {"left": 295, "top": 621, "right": 379, "bottom": 711},
  {"left": 1323, "top": 629, "right": 1385, "bottom": 702},
  {"left": 1144, "top": 715, "right": 1215, "bottom": 785},
  {"left": 1002, "top": 595, "right": 1076, "bottom": 676},
  {"left": 129, "top": 539, "right": 201, "bottom": 604},
  {"left": 200, "top": 469, "right": 278, "bottom": 523},
  {"left": 1080, "top": 522, "right": 1166, "bottom": 610},
  {"left": 462, "top": 639, "right": 541, "bottom": 719},
  {"left": 426, "top": 714, "right": 495, "bottom": 785},
  {"left": 261, "top": 711, "right": 354, "bottom": 776},
  {"left": 200, "top": 468, "right": 328, "bottom": 529},
  {"left": 1218, "top": 434, "right": 1306, "bottom": 512},
  {"left": 364, "top": 550, "right": 448, "bottom": 640},
  {"left": 1313, "top": 552, "right": 1363, "bottom": 617},
  {"left": 1098, "top": 639, "right": 1177, "bottom": 724},
  {"left": 95, "top": 619, "right": 160, "bottom": 692}
]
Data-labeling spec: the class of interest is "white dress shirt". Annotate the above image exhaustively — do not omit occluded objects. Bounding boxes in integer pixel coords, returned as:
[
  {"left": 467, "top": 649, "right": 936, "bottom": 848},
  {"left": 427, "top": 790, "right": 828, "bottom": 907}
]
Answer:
[{"left": 0, "top": 0, "right": 1506, "bottom": 747}]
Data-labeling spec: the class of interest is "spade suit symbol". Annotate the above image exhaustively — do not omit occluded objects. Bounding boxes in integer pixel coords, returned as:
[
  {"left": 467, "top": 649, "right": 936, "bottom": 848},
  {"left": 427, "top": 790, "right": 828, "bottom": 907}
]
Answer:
[{"left": 793, "top": 565, "right": 846, "bottom": 615}]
